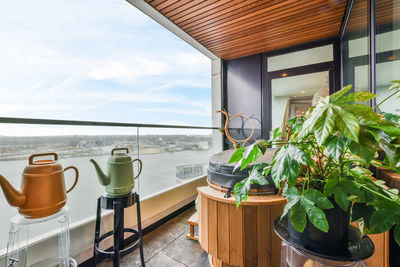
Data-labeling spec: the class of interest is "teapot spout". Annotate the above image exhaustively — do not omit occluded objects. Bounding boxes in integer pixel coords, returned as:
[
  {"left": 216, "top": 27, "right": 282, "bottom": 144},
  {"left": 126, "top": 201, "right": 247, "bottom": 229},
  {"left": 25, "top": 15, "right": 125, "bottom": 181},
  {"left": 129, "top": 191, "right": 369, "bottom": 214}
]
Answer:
[
  {"left": 89, "top": 159, "right": 110, "bottom": 186},
  {"left": 0, "top": 174, "right": 25, "bottom": 207}
]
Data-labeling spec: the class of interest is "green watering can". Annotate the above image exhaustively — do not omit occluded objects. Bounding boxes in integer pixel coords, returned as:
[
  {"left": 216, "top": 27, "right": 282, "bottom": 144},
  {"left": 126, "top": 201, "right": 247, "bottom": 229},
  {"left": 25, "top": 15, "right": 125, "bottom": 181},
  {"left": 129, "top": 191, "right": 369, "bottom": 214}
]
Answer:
[{"left": 90, "top": 148, "right": 142, "bottom": 196}]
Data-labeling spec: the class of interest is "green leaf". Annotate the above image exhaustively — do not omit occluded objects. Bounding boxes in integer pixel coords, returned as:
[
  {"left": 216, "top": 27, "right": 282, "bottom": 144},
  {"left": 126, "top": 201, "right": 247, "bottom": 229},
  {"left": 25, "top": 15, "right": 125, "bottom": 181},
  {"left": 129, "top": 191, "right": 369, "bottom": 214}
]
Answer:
[
  {"left": 241, "top": 143, "right": 262, "bottom": 170},
  {"left": 229, "top": 147, "right": 244, "bottom": 163},
  {"left": 332, "top": 186, "right": 349, "bottom": 211},
  {"left": 324, "top": 178, "right": 338, "bottom": 195},
  {"left": 271, "top": 145, "right": 307, "bottom": 187},
  {"left": 395, "top": 225, "right": 400, "bottom": 247},
  {"left": 313, "top": 107, "right": 335, "bottom": 146},
  {"left": 303, "top": 189, "right": 333, "bottom": 209},
  {"left": 369, "top": 209, "right": 400, "bottom": 234},
  {"left": 233, "top": 167, "right": 269, "bottom": 207},
  {"left": 281, "top": 186, "right": 301, "bottom": 218},
  {"left": 299, "top": 98, "right": 330, "bottom": 138},
  {"left": 351, "top": 203, "right": 375, "bottom": 229},
  {"left": 373, "top": 125, "right": 400, "bottom": 138},
  {"left": 326, "top": 135, "right": 349, "bottom": 160},
  {"left": 342, "top": 104, "right": 381, "bottom": 122},
  {"left": 330, "top": 85, "right": 353, "bottom": 103},
  {"left": 339, "top": 91, "right": 377, "bottom": 103},
  {"left": 290, "top": 202, "right": 307, "bottom": 233},
  {"left": 349, "top": 128, "right": 376, "bottom": 163},
  {"left": 301, "top": 198, "right": 329, "bottom": 233},
  {"left": 333, "top": 106, "right": 360, "bottom": 142}
]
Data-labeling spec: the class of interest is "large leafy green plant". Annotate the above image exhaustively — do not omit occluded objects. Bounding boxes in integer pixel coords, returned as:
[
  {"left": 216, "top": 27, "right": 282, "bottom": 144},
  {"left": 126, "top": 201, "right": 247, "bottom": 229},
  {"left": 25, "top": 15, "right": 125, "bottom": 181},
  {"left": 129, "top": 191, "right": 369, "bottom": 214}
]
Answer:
[{"left": 230, "top": 81, "right": 400, "bottom": 245}]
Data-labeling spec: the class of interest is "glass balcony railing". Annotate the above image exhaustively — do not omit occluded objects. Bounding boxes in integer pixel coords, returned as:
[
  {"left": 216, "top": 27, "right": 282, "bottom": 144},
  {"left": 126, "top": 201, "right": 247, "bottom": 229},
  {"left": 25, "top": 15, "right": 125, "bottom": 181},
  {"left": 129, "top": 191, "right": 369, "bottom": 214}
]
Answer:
[{"left": 0, "top": 117, "right": 221, "bottom": 251}]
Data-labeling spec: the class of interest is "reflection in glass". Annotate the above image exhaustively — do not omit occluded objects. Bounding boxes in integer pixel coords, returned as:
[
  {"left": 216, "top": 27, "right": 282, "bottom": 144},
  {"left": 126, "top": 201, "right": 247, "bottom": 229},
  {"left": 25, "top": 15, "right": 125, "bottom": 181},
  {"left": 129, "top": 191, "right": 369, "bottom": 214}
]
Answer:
[
  {"left": 375, "top": 0, "right": 400, "bottom": 116},
  {"left": 271, "top": 71, "right": 329, "bottom": 130}
]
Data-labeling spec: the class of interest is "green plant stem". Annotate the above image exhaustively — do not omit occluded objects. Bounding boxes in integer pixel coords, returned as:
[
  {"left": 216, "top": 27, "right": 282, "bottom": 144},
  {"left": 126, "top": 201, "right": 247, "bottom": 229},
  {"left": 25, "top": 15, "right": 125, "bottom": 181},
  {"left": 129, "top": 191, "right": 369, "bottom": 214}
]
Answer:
[{"left": 373, "top": 90, "right": 399, "bottom": 110}]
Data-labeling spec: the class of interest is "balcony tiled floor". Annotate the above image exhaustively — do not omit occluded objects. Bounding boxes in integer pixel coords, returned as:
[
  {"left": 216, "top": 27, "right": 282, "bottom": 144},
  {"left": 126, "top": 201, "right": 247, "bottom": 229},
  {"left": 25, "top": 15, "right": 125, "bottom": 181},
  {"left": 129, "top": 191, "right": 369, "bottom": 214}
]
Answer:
[{"left": 97, "top": 206, "right": 207, "bottom": 267}]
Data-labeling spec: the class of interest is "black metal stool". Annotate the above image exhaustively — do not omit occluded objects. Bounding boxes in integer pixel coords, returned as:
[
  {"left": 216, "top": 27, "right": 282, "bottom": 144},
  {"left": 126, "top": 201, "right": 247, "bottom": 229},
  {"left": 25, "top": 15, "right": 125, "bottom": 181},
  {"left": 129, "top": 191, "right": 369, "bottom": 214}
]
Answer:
[{"left": 93, "top": 191, "right": 145, "bottom": 267}]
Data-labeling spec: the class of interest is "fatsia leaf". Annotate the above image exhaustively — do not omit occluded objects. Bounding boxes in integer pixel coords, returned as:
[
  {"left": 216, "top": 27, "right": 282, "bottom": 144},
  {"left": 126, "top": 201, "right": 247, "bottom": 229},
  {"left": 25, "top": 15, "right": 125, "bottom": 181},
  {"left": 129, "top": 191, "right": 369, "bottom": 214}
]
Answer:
[
  {"left": 298, "top": 98, "right": 330, "bottom": 138},
  {"left": 281, "top": 186, "right": 301, "bottom": 218},
  {"left": 351, "top": 203, "right": 376, "bottom": 229},
  {"left": 303, "top": 189, "right": 333, "bottom": 209},
  {"left": 229, "top": 147, "right": 244, "bottom": 163},
  {"left": 301, "top": 198, "right": 329, "bottom": 233},
  {"left": 329, "top": 85, "right": 353, "bottom": 103},
  {"left": 369, "top": 209, "right": 400, "bottom": 234},
  {"left": 338, "top": 91, "right": 376, "bottom": 103},
  {"left": 333, "top": 106, "right": 360, "bottom": 142},
  {"left": 326, "top": 135, "right": 349, "bottom": 160},
  {"left": 371, "top": 125, "right": 400, "bottom": 138},
  {"left": 349, "top": 128, "right": 376, "bottom": 163},
  {"left": 313, "top": 107, "right": 335, "bottom": 146},
  {"left": 271, "top": 145, "right": 307, "bottom": 187},
  {"left": 241, "top": 143, "right": 262, "bottom": 170},
  {"left": 342, "top": 104, "right": 381, "bottom": 122},
  {"left": 290, "top": 202, "right": 307, "bottom": 233},
  {"left": 233, "top": 167, "right": 269, "bottom": 207},
  {"left": 332, "top": 186, "right": 349, "bottom": 211}
]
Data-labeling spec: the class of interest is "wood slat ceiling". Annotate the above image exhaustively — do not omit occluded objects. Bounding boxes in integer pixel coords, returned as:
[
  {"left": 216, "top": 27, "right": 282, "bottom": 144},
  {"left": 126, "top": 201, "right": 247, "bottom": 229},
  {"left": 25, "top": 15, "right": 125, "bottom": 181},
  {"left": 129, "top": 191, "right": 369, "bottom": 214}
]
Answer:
[{"left": 145, "top": 0, "right": 347, "bottom": 60}]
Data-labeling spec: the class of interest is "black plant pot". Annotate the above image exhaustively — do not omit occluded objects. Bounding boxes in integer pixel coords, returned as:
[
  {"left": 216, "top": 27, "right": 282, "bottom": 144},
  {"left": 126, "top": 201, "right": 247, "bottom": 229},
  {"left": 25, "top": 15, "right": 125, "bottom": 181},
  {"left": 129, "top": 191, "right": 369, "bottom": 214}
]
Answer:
[{"left": 288, "top": 201, "right": 351, "bottom": 254}]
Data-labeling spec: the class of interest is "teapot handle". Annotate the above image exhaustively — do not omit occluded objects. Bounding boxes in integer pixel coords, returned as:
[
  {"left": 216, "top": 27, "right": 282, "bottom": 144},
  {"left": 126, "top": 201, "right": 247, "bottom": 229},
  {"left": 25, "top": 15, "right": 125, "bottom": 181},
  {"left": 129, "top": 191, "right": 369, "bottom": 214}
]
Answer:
[
  {"left": 132, "top": 159, "right": 143, "bottom": 179},
  {"left": 64, "top": 166, "right": 79, "bottom": 193},
  {"left": 111, "top": 147, "right": 129, "bottom": 155},
  {"left": 29, "top": 152, "right": 58, "bottom": 164}
]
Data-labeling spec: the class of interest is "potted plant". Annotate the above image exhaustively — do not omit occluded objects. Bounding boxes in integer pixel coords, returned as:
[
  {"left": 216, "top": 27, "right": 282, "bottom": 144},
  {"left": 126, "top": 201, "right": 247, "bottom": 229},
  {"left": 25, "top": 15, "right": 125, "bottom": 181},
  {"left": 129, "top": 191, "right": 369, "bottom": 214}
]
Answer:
[{"left": 229, "top": 81, "right": 400, "bottom": 252}]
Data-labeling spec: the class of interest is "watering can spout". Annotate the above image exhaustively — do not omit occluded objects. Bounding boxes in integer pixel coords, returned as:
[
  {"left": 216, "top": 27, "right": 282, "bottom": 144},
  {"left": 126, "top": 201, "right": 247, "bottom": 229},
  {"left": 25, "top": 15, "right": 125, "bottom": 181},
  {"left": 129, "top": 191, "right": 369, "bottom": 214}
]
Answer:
[
  {"left": 0, "top": 174, "right": 26, "bottom": 207},
  {"left": 90, "top": 159, "right": 110, "bottom": 186}
]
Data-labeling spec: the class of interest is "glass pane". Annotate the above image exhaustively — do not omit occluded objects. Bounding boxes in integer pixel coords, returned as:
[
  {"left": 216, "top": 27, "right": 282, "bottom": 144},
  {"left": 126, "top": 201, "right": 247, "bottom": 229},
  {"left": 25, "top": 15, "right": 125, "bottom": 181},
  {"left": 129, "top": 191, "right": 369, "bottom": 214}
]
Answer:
[
  {"left": 341, "top": 0, "right": 369, "bottom": 91},
  {"left": 0, "top": 124, "right": 138, "bottom": 250},
  {"left": 0, "top": 0, "right": 211, "bottom": 126},
  {"left": 271, "top": 71, "right": 330, "bottom": 130},
  {"left": 375, "top": 0, "right": 400, "bottom": 116},
  {"left": 267, "top": 45, "right": 333, "bottom": 72},
  {"left": 138, "top": 128, "right": 221, "bottom": 197}
]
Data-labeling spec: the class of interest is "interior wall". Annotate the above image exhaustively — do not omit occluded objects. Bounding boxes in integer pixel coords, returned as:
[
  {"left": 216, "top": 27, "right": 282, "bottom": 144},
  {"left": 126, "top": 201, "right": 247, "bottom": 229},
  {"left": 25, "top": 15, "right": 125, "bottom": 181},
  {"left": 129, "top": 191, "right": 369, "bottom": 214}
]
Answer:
[{"left": 224, "top": 54, "right": 262, "bottom": 148}]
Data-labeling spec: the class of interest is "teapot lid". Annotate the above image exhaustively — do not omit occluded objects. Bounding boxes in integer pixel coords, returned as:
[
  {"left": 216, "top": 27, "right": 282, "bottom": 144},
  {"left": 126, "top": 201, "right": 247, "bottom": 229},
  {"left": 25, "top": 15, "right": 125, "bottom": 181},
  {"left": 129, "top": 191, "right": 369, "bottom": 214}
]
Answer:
[
  {"left": 23, "top": 153, "right": 62, "bottom": 175},
  {"left": 108, "top": 148, "right": 132, "bottom": 163}
]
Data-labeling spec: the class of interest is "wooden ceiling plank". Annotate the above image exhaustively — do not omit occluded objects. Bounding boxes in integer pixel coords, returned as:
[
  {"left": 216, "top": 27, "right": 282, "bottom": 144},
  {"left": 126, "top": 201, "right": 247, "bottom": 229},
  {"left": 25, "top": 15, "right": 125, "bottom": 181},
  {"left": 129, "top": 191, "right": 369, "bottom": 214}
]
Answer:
[
  {"left": 205, "top": 16, "right": 338, "bottom": 49},
  {"left": 178, "top": 0, "right": 270, "bottom": 29},
  {"left": 163, "top": 0, "right": 206, "bottom": 17},
  {"left": 208, "top": 21, "right": 341, "bottom": 53},
  {"left": 214, "top": 27, "right": 339, "bottom": 58},
  {"left": 195, "top": 4, "right": 343, "bottom": 45},
  {"left": 186, "top": 0, "right": 334, "bottom": 37},
  {"left": 170, "top": 0, "right": 233, "bottom": 22},
  {"left": 148, "top": 0, "right": 167, "bottom": 7}
]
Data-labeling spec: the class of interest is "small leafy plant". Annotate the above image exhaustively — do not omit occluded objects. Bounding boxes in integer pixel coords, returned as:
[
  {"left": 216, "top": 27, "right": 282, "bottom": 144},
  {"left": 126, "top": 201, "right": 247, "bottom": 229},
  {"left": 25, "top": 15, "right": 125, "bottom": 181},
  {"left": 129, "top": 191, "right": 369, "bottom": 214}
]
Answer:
[{"left": 230, "top": 80, "right": 400, "bottom": 245}]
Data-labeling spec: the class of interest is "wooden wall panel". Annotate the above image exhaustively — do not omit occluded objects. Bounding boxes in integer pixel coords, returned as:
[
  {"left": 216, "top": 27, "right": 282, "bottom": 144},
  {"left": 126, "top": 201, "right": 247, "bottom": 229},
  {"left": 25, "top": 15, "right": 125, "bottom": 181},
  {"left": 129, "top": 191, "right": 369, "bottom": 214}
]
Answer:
[
  {"left": 208, "top": 198, "right": 218, "bottom": 256},
  {"left": 145, "top": 0, "right": 347, "bottom": 60},
  {"left": 217, "top": 202, "right": 230, "bottom": 263},
  {"left": 229, "top": 204, "right": 243, "bottom": 266}
]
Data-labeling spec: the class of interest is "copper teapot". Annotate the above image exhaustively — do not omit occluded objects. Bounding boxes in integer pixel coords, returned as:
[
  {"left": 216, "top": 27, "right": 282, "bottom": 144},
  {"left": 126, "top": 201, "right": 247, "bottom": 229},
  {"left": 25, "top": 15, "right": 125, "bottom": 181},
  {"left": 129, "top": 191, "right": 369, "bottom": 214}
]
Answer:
[{"left": 0, "top": 153, "right": 78, "bottom": 218}]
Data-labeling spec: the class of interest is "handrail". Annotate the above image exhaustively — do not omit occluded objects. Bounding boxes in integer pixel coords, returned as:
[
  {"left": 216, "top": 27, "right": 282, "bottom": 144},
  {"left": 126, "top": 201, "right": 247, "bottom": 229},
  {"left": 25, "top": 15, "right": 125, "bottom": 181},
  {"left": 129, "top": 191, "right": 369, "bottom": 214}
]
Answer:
[{"left": 0, "top": 117, "right": 219, "bottom": 130}]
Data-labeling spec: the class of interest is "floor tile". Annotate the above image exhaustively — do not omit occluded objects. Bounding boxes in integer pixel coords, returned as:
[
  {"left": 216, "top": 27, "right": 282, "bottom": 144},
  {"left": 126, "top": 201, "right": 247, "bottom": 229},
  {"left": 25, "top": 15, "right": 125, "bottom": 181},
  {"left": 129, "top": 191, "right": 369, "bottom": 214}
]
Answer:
[
  {"left": 143, "top": 219, "right": 187, "bottom": 251},
  {"left": 173, "top": 206, "right": 197, "bottom": 224},
  {"left": 162, "top": 233, "right": 204, "bottom": 267},
  {"left": 120, "top": 242, "right": 157, "bottom": 266},
  {"left": 145, "top": 252, "right": 187, "bottom": 267}
]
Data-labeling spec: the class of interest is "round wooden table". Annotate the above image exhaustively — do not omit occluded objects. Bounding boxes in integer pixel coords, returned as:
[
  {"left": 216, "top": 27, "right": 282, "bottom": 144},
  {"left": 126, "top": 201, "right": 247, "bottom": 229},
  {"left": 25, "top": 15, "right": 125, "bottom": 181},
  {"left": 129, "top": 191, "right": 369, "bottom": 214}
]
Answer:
[{"left": 197, "top": 186, "right": 286, "bottom": 267}]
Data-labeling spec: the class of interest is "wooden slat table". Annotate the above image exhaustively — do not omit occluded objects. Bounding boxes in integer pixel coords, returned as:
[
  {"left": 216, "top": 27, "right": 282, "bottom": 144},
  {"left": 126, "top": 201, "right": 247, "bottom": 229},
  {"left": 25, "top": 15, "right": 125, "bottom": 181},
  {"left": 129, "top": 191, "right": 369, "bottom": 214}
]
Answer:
[{"left": 197, "top": 186, "right": 286, "bottom": 267}]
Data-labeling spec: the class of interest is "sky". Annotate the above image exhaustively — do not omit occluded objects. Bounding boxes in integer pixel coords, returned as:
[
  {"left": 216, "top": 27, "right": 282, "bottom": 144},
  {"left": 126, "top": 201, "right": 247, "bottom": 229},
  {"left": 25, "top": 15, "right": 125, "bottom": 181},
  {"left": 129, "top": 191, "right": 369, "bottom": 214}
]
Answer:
[{"left": 0, "top": 0, "right": 212, "bottom": 136}]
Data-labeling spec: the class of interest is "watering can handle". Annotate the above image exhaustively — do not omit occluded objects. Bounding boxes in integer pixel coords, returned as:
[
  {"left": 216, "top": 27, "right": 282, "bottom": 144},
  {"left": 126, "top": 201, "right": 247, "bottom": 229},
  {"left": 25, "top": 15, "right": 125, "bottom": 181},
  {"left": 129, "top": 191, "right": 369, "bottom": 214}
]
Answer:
[
  {"left": 111, "top": 147, "right": 129, "bottom": 155},
  {"left": 29, "top": 152, "right": 58, "bottom": 164},
  {"left": 132, "top": 159, "right": 143, "bottom": 179},
  {"left": 64, "top": 166, "right": 79, "bottom": 193}
]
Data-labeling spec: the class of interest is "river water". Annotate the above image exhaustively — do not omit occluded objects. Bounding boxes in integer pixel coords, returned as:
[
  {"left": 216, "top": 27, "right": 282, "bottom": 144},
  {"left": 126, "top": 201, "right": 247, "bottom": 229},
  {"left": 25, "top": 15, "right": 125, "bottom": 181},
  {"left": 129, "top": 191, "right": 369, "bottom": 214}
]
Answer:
[{"left": 0, "top": 149, "right": 216, "bottom": 250}]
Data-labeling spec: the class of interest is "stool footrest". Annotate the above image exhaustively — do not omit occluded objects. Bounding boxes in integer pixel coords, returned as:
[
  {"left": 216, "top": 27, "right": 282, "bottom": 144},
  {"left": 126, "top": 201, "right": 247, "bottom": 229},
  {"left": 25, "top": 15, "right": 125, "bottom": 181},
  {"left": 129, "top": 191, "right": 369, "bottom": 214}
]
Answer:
[{"left": 95, "top": 228, "right": 141, "bottom": 258}]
